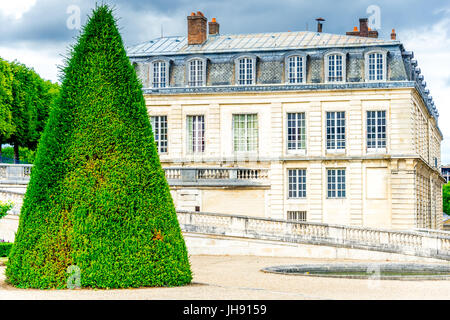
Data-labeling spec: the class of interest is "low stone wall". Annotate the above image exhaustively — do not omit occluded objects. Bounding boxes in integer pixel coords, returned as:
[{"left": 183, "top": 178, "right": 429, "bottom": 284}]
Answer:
[
  {"left": 177, "top": 211, "right": 450, "bottom": 261},
  {"left": 0, "top": 215, "right": 19, "bottom": 243},
  {"left": 183, "top": 233, "right": 444, "bottom": 263}
]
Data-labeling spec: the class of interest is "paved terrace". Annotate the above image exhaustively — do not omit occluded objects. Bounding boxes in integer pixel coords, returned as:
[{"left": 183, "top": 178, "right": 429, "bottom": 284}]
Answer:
[{"left": 1, "top": 255, "right": 449, "bottom": 300}]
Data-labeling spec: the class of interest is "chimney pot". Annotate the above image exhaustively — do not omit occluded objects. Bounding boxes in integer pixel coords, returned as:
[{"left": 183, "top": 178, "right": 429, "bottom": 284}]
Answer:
[{"left": 316, "top": 18, "right": 325, "bottom": 33}]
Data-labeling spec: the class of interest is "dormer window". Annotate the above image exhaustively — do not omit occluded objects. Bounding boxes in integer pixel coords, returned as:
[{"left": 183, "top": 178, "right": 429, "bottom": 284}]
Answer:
[
  {"left": 365, "top": 50, "right": 387, "bottom": 82},
  {"left": 235, "top": 55, "right": 256, "bottom": 85},
  {"left": 325, "top": 53, "right": 346, "bottom": 82},
  {"left": 286, "top": 55, "right": 306, "bottom": 84},
  {"left": 150, "top": 60, "right": 169, "bottom": 88},
  {"left": 186, "top": 57, "right": 207, "bottom": 87}
]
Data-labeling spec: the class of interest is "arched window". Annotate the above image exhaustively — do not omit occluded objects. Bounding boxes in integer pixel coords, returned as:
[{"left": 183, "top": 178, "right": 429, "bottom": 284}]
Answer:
[
  {"left": 365, "top": 50, "right": 387, "bottom": 81},
  {"left": 325, "top": 52, "right": 346, "bottom": 83},
  {"left": 186, "top": 57, "right": 207, "bottom": 87},
  {"left": 285, "top": 54, "right": 306, "bottom": 84},
  {"left": 150, "top": 59, "right": 169, "bottom": 88},
  {"left": 234, "top": 55, "right": 256, "bottom": 85}
]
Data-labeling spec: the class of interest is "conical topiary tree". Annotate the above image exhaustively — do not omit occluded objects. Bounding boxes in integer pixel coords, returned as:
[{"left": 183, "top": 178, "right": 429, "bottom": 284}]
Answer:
[{"left": 6, "top": 5, "right": 192, "bottom": 289}]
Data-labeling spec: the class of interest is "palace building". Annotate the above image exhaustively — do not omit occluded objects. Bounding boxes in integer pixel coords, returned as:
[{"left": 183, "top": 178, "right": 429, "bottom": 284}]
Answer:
[{"left": 127, "top": 12, "right": 445, "bottom": 230}]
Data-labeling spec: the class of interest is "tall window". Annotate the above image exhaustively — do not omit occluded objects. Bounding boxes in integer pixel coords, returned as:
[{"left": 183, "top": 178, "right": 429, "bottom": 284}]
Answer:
[
  {"left": 233, "top": 114, "right": 258, "bottom": 152},
  {"left": 150, "top": 116, "right": 168, "bottom": 153},
  {"left": 152, "top": 61, "right": 167, "bottom": 88},
  {"left": 238, "top": 57, "right": 254, "bottom": 85},
  {"left": 327, "top": 54, "right": 344, "bottom": 82},
  {"left": 327, "top": 169, "right": 346, "bottom": 198},
  {"left": 287, "top": 56, "right": 305, "bottom": 83},
  {"left": 287, "top": 112, "right": 306, "bottom": 151},
  {"left": 367, "top": 111, "right": 386, "bottom": 150},
  {"left": 187, "top": 115, "right": 205, "bottom": 153},
  {"left": 288, "top": 169, "right": 306, "bottom": 198},
  {"left": 188, "top": 59, "right": 204, "bottom": 87},
  {"left": 367, "top": 52, "right": 384, "bottom": 81},
  {"left": 326, "top": 111, "right": 346, "bottom": 151}
]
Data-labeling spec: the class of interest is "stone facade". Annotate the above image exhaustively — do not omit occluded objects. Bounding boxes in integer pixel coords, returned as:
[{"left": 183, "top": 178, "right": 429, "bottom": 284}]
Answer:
[
  {"left": 142, "top": 87, "right": 444, "bottom": 230},
  {"left": 127, "top": 25, "right": 443, "bottom": 230}
]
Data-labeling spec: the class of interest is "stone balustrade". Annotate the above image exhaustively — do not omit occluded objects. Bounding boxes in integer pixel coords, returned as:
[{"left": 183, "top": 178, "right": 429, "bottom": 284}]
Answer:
[
  {"left": 0, "top": 164, "right": 32, "bottom": 183},
  {"left": 164, "top": 167, "right": 270, "bottom": 187},
  {"left": 0, "top": 164, "right": 270, "bottom": 187},
  {"left": 177, "top": 211, "right": 450, "bottom": 261}
]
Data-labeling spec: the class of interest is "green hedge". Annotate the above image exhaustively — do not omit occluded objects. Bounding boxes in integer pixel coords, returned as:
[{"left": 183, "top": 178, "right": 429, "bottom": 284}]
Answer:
[
  {"left": 0, "top": 243, "right": 13, "bottom": 257},
  {"left": 0, "top": 201, "right": 12, "bottom": 219},
  {"left": 6, "top": 5, "right": 192, "bottom": 289}
]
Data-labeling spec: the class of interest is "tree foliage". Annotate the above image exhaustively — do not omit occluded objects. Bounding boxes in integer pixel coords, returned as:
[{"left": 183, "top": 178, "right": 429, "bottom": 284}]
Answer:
[
  {"left": 6, "top": 5, "right": 192, "bottom": 289},
  {"left": 0, "top": 59, "right": 59, "bottom": 161},
  {"left": 443, "top": 183, "right": 450, "bottom": 215},
  {"left": 0, "top": 201, "right": 12, "bottom": 220},
  {"left": 0, "top": 58, "right": 14, "bottom": 140}
]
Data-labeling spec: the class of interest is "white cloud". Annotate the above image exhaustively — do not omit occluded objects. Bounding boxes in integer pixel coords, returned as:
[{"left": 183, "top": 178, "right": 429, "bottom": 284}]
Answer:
[
  {"left": 0, "top": 42, "right": 65, "bottom": 82},
  {"left": 400, "top": 15, "right": 450, "bottom": 165},
  {"left": 0, "top": 0, "right": 37, "bottom": 19}
]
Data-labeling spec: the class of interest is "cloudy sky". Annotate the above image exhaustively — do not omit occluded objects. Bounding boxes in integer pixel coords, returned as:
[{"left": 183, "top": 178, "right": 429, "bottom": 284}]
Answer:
[{"left": 1, "top": 0, "right": 449, "bottom": 163}]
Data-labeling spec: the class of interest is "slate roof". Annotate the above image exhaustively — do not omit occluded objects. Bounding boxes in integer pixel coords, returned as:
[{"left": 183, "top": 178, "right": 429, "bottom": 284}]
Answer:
[{"left": 127, "top": 31, "right": 398, "bottom": 57}]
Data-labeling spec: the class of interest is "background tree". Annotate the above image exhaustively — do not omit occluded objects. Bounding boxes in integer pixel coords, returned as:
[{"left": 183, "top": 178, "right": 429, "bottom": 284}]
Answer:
[
  {"left": 0, "top": 60, "right": 59, "bottom": 163},
  {"left": 0, "top": 58, "right": 15, "bottom": 161},
  {"left": 6, "top": 5, "right": 192, "bottom": 289},
  {"left": 443, "top": 183, "right": 450, "bottom": 215}
]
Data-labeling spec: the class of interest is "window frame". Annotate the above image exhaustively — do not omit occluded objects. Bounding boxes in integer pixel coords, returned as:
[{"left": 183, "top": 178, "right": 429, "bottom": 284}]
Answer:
[
  {"left": 287, "top": 169, "right": 307, "bottom": 199},
  {"left": 150, "top": 115, "right": 168, "bottom": 154},
  {"left": 326, "top": 111, "right": 346, "bottom": 153},
  {"left": 234, "top": 55, "right": 257, "bottom": 85},
  {"left": 324, "top": 52, "right": 346, "bottom": 83},
  {"left": 366, "top": 110, "right": 387, "bottom": 153},
  {"left": 232, "top": 113, "right": 259, "bottom": 153},
  {"left": 185, "top": 56, "right": 207, "bottom": 87},
  {"left": 149, "top": 57, "right": 170, "bottom": 89},
  {"left": 327, "top": 168, "right": 346, "bottom": 199},
  {"left": 284, "top": 53, "right": 307, "bottom": 84},
  {"left": 186, "top": 115, "right": 205, "bottom": 153},
  {"left": 364, "top": 50, "right": 387, "bottom": 82},
  {"left": 286, "top": 112, "right": 307, "bottom": 154},
  {"left": 287, "top": 210, "right": 307, "bottom": 222}
]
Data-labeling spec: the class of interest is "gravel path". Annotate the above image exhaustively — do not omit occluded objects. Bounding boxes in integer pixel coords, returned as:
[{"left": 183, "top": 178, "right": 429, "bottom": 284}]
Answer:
[{"left": 0, "top": 255, "right": 449, "bottom": 300}]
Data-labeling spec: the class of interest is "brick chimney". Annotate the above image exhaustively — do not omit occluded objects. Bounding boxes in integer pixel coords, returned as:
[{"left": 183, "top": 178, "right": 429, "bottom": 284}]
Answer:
[
  {"left": 391, "top": 29, "right": 397, "bottom": 40},
  {"left": 209, "top": 17, "right": 219, "bottom": 35},
  {"left": 187, "top": 11, "right": 207, "bottom": 45},
  {"left": 346, "top": 18, "right": 378, "bottom": 38},
  {"left": 359, "top": 18, "right": 369, "bottom": 37}
]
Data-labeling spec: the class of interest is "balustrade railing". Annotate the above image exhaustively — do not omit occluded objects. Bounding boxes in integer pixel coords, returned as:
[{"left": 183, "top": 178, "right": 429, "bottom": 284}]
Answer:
[
  {"left": 1, "top": 164, "right": 270, "bottom": 187},
  {"left": 164, "top": 167, "right": 270, "bottom": 186},
  {"left": 0, "top": 164, "right": 32, "bottom": 182},
  {"left": 177, "top": 211, "right": 450, "bottom": 260}
]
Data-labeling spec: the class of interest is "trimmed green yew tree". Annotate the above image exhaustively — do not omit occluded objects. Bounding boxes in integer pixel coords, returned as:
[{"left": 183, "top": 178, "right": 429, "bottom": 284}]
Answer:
[{"left": 6, "top": 5, "right": 192, "bottom": 289}]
